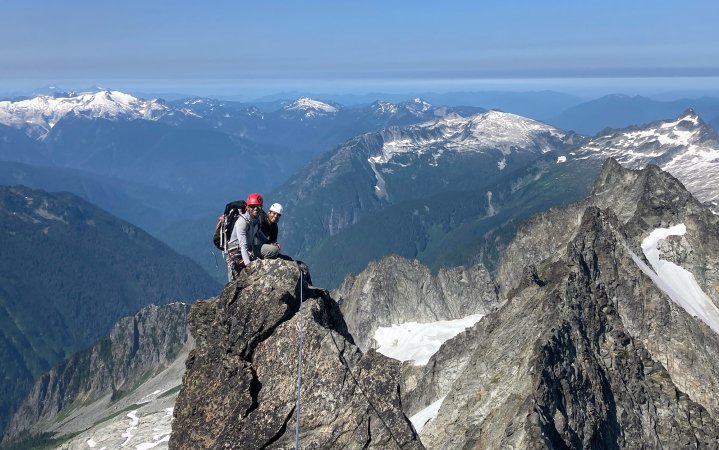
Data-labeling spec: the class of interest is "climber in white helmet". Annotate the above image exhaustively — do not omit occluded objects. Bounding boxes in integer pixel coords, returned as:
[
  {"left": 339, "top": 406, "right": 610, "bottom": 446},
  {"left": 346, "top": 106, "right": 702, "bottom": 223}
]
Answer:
[{"left": 260, "top": 202, "right": 284, "bottom": 257}]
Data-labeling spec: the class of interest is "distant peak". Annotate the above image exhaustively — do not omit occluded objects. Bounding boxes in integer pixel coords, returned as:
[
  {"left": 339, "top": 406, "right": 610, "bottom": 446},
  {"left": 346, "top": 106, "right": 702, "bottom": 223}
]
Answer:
[
  {"left": 285, "top": 97, "right": 338, "bottom": 113},
  {"left": 0, "top": 90, "right": 175, "bottom": 137},
  {"left": 678, "top": 108, "right": 701, "bottom": 122}
]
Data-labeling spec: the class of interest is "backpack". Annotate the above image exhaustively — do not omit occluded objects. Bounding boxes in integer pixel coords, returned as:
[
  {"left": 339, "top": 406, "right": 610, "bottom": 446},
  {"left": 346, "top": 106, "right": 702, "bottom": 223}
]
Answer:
[{"left": 213, "top": 200, "right": 247, "bottom": 251}]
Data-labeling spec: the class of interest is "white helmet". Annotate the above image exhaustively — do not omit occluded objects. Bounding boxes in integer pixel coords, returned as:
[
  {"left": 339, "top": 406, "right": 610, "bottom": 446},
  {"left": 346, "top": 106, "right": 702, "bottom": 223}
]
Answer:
[{"left": 269, "top": 203, "right": 283, "bottom": 215}]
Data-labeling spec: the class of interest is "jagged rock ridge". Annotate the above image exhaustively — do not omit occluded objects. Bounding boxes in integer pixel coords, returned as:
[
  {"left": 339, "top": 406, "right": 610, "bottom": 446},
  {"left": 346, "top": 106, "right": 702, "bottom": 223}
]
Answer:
[
  {"left": 170, "top": 259, "right": 423, "bottom": 449},
  {"left": 409, "top": 159, "right": 719, "bottom": 448}
]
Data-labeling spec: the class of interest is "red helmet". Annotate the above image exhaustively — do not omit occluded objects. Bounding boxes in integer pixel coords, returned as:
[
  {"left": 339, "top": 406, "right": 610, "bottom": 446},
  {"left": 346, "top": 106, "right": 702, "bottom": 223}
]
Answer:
[{"left": 246, "top": 193, "right": 264, "bottom": 206}]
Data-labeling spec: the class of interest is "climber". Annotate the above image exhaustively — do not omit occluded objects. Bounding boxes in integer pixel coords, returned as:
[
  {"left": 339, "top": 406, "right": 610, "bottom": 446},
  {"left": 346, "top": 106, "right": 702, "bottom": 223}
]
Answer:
[
  {"left": 226, "top": 193, "right": 279, "bottom": 278},
  {"left": 261, "top": 202, "right": 282, "bottom": 247}
]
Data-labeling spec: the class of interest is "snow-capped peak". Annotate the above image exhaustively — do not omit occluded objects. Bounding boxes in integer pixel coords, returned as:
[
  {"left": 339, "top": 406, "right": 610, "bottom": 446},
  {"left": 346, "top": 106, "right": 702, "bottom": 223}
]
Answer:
[
  {"left": 371, "top": 101, "right": 400, "bottom": 115},
  {"left": 403, "top": 98, "right": 433, "bottom": 116},
  {"left": 410, "top": 97, "right": 432, "bottom": 108},
  {"left": 574, "top": 111, "right": 719, "bottom": 211},
  {"left": 285, "top": 97, "right": 339, "bottom": 113},
  {"left": 371, "top": 98, "right": 434, "bottom": 117},
  {"left": 576, "top": 110, "right": 712, "bottom": 163},
  {"left": 0, "top": 90, "right": 178, "bottom": 138},
  {"left": 370, "top": 110, "right": 566, "bottom": 165}
]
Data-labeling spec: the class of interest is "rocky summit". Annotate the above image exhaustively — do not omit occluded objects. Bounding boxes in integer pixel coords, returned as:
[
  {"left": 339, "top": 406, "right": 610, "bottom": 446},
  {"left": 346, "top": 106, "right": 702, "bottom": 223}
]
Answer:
[
  {"left": 170, "top": 258, "right": 423, "bottom": 450},
  {"left": 409, "top": 159, "right": 719, "bottom": 449}
]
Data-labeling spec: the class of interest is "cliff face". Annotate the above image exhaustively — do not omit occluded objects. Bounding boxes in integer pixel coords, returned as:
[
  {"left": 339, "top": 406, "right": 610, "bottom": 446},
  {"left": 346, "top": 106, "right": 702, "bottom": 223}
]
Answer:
[
  {"left": 409, "top": 160, "right": 719, "bottom": 449},
  {"left": 334, "top": 255, "right": 498, "bottom": 350},
  {"left": 170, "top": 258, "right": 423, "bottom": 450},
  {"left": 498, "top": 158, "right": 719, "bottom": 302},
  {"left": 2, "top": 302, "right": 191, "bottom": 446}
]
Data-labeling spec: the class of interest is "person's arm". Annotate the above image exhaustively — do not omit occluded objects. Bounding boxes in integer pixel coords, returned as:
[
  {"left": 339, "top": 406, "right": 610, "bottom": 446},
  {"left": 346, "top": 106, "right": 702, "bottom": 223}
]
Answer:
[
  {"left": 257, "top": 228, "right": 270, "bottom": 244},
  {"left": 270, "top": 223, "right": 278, "bottom": 244},
  {"left": 237, "top": 219, "right": 252, "bottom": 265}
]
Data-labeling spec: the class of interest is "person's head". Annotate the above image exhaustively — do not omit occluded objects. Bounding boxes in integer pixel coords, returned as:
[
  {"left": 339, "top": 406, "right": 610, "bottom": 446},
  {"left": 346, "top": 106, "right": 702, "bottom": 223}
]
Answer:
[
  {"left": 246, "top": 193, "right": 263, "bottom": 218},
  {"left": 268, "top": 203, "right": 283, "bottom": 223}
]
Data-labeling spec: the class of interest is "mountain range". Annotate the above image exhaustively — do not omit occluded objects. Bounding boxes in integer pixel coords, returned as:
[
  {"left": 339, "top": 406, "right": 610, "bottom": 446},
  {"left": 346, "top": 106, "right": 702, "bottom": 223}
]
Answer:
[
  {"left": 10, "top": 158, "right": 718, "bottom": 448},
  {"left": 269, "top": 110, "right": 583, "bottom": 285},
  {"left": 0, "top": 91, "right": 484, "bottom": 238},
  {"left": 549, "top": 94, "right": 719, "bottom": 135},
  {"left": 1, "top": 84, "right": 719, "bottom": 448},
  {"left": 568, "top": 110, "right": 719, "bottom": 211},
  {"left": 158, "top": 103, "right": 719, "bottom": 288},
  {"left": 266, "top": 108, "right": 718, "bottom": 287}
]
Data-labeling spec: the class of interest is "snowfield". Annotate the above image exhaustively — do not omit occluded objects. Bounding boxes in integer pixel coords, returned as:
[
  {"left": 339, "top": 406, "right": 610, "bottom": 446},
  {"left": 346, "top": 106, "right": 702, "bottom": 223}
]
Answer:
[
  {"left": 630, "top": 224, "right": 719, "bottom": 334},
  {"left": 373, "top": 314, "right": 485, "bottom": 365}
]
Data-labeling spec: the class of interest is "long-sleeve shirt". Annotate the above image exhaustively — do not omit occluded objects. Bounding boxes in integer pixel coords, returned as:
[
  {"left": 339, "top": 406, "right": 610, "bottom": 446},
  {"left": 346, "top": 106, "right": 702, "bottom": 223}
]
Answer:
[
  {"left": 229, "top": 211, "right": 269, "bottom": 265},
  {"left": 260, "top": 215, "right": 278, "bottom": 244}
]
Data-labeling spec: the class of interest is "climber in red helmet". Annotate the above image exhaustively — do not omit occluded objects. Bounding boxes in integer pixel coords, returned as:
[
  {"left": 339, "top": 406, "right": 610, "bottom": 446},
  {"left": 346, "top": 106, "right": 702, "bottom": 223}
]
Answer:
[{"left": 226, "top": 193, "right": 279, "bottom": 276}]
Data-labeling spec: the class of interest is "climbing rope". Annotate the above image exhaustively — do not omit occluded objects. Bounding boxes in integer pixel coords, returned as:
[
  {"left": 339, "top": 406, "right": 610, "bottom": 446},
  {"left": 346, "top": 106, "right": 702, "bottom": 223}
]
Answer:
[
  {"left": 293, "top": 266, "right": 405, "bottom": 449},
  {"left": 294, "top": 268, "right": 304, "bottom": 450}
]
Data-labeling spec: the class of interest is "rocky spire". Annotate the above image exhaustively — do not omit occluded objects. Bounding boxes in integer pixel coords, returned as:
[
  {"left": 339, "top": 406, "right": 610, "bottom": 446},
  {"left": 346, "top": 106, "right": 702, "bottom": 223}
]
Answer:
[
  {"left": 408, "top": 160, "right": 719, "bottom": 448},
  {"left": 169, "top": 259, "right": 423, "bottom": 449}
]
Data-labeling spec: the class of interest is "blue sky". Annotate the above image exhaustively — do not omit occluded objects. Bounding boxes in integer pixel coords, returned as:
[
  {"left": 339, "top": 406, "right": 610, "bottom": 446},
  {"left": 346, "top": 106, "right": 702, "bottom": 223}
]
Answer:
[{"left": 1, "top": 0, "right": 718, "bottom": 96}]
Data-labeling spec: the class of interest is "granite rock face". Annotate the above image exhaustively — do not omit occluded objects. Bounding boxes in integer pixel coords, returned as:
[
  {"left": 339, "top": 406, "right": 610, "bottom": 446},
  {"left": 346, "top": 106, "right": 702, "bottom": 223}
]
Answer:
[
  {"left": 334, "top": 255, "right": 498, "bottom": 350},
  {"left": 411, "top": 159, "right": 719, "bottom": 449},
  {"left": 498, "top": 158, "right": 719, "bottom": 303},
  {"left": 169, "top": 258, "right": 423, "bottom": 450},
  {"left": 2, "top": 302, "right": 191, "bottom": 446}
]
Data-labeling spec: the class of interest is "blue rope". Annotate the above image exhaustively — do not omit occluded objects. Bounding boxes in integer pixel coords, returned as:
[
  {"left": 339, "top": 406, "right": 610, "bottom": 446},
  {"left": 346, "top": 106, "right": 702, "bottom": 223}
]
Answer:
[{"left": 294, "top": 269, "right": 304, "bottom": 450}]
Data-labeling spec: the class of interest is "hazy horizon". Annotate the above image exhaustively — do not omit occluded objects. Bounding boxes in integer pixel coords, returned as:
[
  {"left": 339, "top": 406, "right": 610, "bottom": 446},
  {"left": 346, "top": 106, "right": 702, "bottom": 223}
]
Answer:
[
  {"left": 2, "top": 75, "right": 719, "bottom": 103},
  {"left": 2, "top": 1, "right": 717, "bottom": 101}
]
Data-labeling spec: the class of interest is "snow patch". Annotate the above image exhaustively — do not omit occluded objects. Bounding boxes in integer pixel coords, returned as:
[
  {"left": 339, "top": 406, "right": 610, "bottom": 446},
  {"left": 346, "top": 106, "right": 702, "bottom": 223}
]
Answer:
[
  {"left": 35, "top": 208, "right": 66, "bottom": 223},
  {"left": 139, "top": 390, "right": 162, "bottom": 403},
  {"left": 120, "top": 411, "right": 140, "bottom": 446},
  {"left": 486, "top": 191, "right": 496, "bottom": 216},
  {"left": 367, "top": 156, "right": 388, "bottom": 201},
  {"left": 410, "top": 396, "right": 446, "bottom": 433},
  {"left": 630, "top": 224, "right": 719, "bottom": 334},
  {"left": 135, "top": 434, "right": 170, "bottom": 450},
  {"left": 374, "top": 314, "right": 484, "bottom": 365},
  {"left": 557, "top": 155, "right": 567, "bottom": 163}
]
